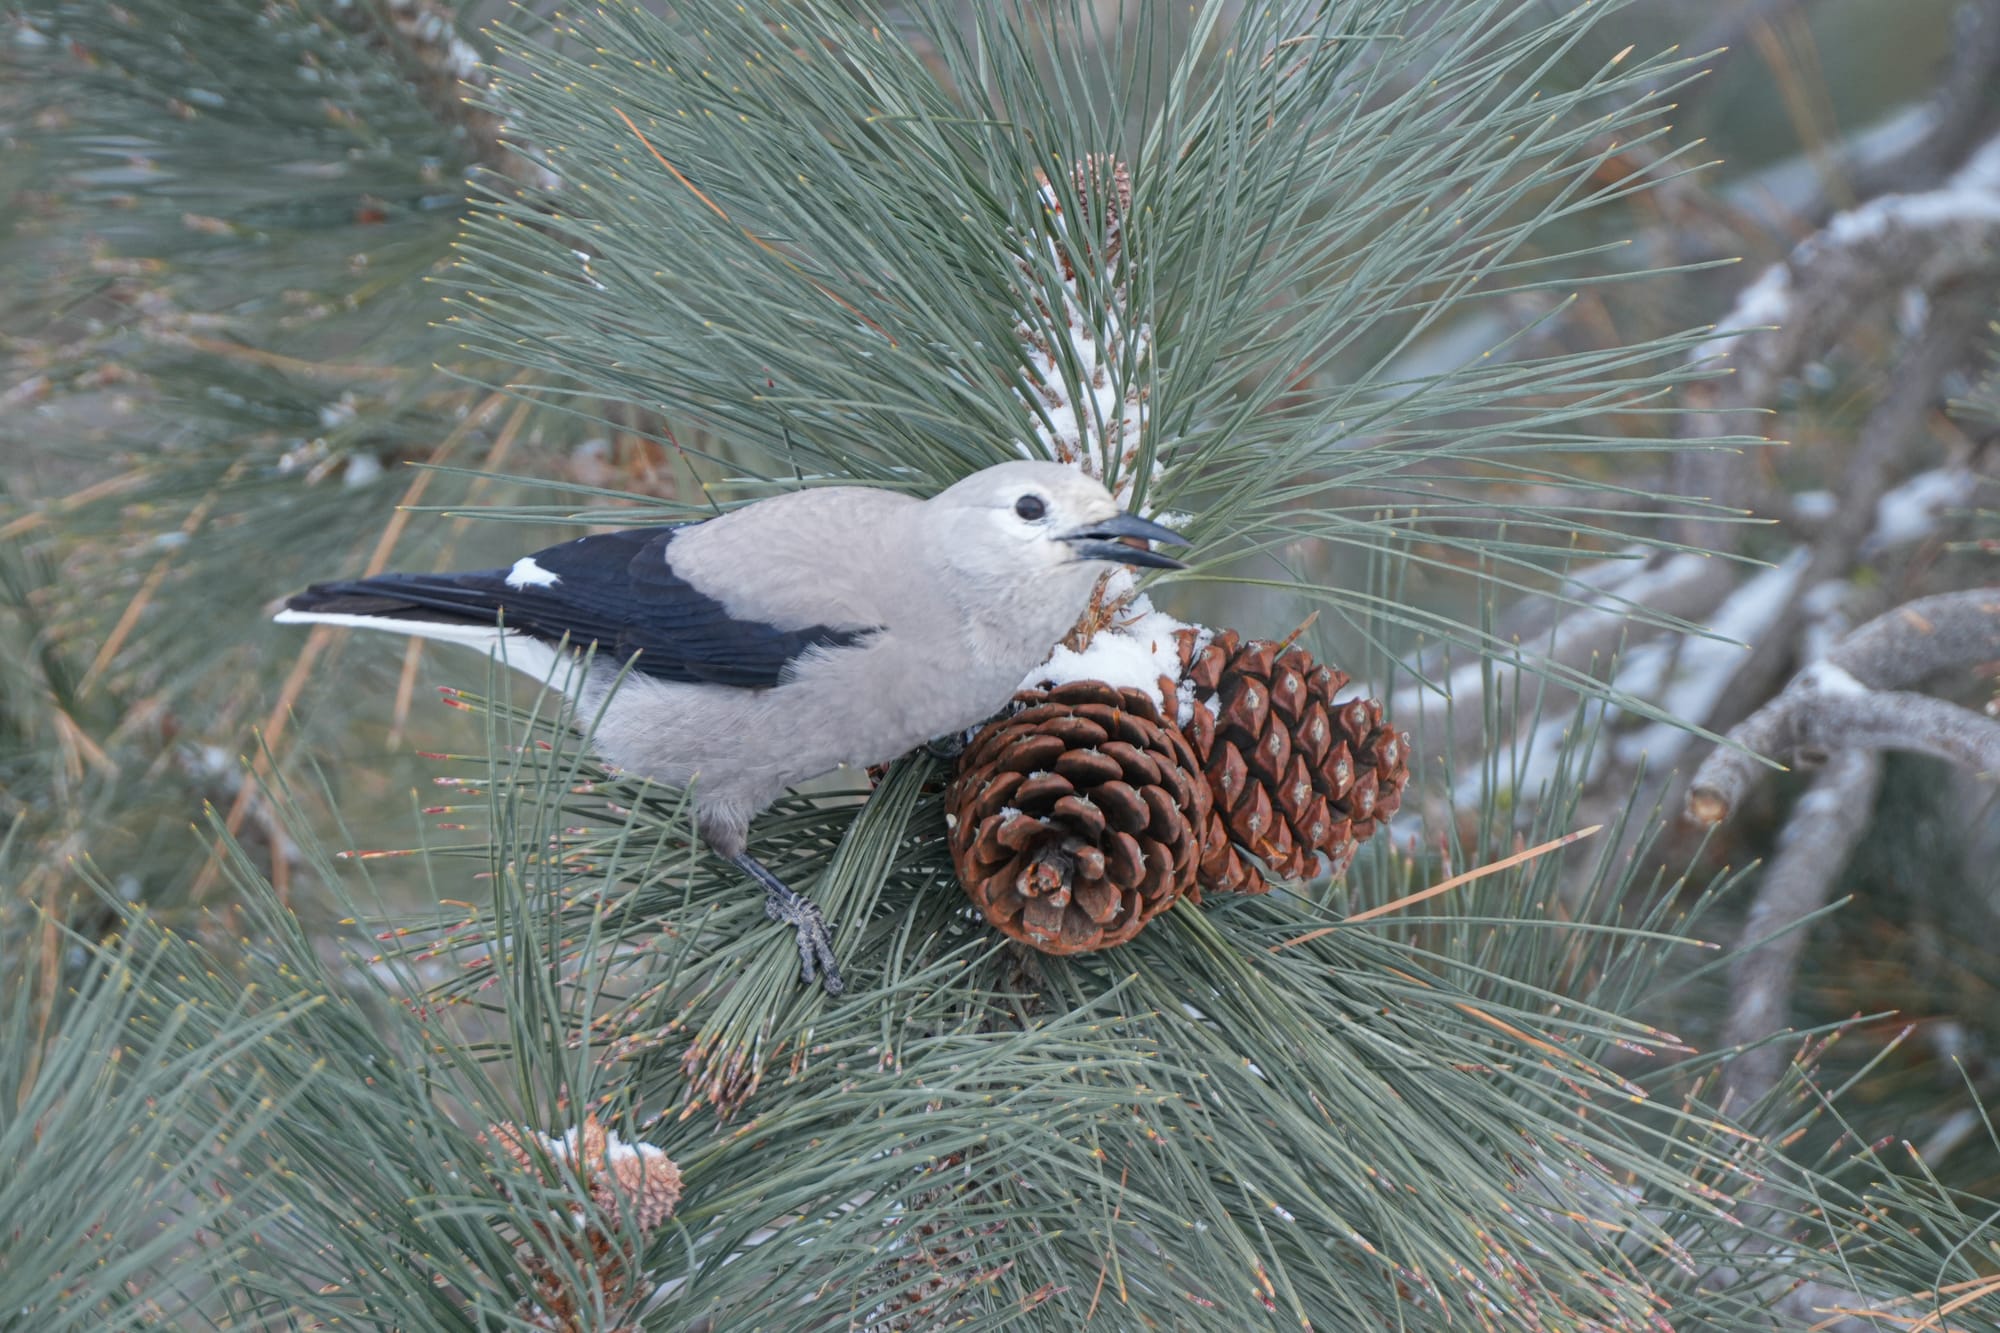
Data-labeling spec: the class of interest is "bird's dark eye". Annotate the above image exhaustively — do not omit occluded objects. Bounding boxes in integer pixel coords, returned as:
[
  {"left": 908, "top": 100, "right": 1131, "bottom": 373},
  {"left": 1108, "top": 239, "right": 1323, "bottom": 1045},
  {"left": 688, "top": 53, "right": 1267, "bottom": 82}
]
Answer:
[{"left": 1014, "top": 494, "right": 1047, "bottom": 521}]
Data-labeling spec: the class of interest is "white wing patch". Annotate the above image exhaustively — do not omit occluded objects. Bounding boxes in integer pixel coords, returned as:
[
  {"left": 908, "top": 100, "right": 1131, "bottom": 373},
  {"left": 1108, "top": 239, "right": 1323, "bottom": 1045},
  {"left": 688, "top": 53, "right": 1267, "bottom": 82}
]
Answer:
[
  {"left": 506, "top": 556, "right": 561, "bottom": 589},
  {"left": 271, "top": 609, "right": 566, "bottom": 684}
]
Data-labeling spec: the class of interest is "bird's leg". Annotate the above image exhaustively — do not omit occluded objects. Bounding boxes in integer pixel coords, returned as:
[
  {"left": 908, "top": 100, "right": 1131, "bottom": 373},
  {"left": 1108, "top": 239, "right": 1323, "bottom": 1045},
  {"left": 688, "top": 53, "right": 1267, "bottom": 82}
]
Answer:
[{"left": 729, "top": 852, "right": 844, "bottom": 996}]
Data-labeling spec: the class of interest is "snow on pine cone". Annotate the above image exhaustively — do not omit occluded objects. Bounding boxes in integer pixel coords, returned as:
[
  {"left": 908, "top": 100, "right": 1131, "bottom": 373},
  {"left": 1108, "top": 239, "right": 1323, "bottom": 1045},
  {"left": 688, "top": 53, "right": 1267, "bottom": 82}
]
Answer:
[
  {"left": 946, "top": 680, "right": 1209, "bottom": 954},
  {"left": 1173, "top": 629, "right": 1409, "bottom": 894}
]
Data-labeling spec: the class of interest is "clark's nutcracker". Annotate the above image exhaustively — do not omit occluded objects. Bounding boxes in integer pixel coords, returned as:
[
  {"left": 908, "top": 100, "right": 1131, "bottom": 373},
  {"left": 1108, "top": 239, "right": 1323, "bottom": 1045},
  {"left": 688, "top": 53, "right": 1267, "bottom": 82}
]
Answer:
[{"left": 276, "top": 461, "right": 1186, "bottom": 994}]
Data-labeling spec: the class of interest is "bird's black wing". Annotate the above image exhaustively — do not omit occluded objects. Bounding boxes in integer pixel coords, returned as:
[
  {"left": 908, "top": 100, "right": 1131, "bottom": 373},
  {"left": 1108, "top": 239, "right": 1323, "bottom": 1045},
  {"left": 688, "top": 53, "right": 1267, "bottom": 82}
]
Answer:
[{"left": 283, "top": 526, "right": 879, "bottom": 688}]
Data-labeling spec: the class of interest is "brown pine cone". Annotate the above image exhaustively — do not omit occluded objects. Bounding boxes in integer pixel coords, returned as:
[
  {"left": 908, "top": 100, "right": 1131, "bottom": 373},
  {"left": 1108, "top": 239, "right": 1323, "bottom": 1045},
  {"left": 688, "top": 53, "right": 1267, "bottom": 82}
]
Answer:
[
  {"left": 946, "top": 681, "right": 1209, "bottom": 953},
  {"left": 1172, "top": 629, "right": 1409, "bottom": 894}
]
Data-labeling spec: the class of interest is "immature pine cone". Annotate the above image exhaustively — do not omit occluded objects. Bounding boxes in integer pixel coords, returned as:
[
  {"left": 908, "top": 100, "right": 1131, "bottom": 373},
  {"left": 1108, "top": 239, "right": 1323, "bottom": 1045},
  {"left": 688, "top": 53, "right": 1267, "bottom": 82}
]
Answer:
[
  {"left": 479, "top": 1116, "right": 682, "bottom": 1333},
  {"left": 947, "top": 681, "right": 1209, "bottom": 953},
  {"left": 1174, "top": 629, "right": 1409, "bottom": 894}
]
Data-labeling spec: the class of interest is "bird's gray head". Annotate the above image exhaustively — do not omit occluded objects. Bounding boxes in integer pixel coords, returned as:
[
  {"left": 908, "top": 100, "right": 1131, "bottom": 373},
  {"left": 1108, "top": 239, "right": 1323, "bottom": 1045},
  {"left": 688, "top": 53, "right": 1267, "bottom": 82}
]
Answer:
[{"left": 921, "top": 461, "right": 1187, "bottom": 593}]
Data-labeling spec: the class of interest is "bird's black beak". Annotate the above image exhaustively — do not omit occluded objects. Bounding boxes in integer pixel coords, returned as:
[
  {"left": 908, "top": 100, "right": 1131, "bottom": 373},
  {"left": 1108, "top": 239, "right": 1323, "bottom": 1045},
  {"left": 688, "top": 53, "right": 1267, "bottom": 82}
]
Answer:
[{"left": 1060, "top": 511, "right": 1189, "bottom": 571}]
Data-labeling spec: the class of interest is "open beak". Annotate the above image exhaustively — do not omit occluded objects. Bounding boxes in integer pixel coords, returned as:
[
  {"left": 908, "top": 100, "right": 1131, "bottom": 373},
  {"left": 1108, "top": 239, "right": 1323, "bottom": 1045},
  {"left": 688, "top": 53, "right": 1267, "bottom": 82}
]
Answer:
[{"left": 1059, "top": 511, "right": 1189, "bottom": 571}]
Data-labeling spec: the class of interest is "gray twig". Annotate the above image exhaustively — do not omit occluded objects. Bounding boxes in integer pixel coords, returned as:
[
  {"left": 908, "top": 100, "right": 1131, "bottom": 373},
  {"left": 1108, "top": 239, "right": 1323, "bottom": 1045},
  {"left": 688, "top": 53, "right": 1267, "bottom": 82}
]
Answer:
[
  {"left": 1688, "top": 589, "right": 2000, "bottom": 824},
  {"left": 1718, "top": 748, "right": 1882, "bottom": 1111}
]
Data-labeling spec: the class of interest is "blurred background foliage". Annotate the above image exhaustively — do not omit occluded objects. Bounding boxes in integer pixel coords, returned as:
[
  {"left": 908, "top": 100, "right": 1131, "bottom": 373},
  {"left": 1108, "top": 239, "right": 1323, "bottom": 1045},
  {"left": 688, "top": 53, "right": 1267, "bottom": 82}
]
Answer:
[{"left": 4, "top": 0, "right": 2000, "bottom": 1327}]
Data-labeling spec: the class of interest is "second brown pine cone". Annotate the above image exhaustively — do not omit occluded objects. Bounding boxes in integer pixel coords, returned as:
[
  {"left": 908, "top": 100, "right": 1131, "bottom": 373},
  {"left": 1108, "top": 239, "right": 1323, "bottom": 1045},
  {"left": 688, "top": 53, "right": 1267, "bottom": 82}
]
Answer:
[{"left": 1172, "top": 629, "right": 1409, "bottom": 895}]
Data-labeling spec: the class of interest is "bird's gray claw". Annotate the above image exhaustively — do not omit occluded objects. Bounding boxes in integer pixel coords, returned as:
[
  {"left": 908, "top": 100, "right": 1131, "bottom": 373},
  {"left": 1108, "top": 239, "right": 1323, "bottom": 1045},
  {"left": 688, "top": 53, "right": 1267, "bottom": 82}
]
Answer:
[
  {"left": 797, "top": 916, "right": 844, "bottom": 996},
  {"left": 767, "top": 891, "right": 844, "bottom": 995},
  {"left": 741, "top": 859, "right": 844, "bottom": 995}
]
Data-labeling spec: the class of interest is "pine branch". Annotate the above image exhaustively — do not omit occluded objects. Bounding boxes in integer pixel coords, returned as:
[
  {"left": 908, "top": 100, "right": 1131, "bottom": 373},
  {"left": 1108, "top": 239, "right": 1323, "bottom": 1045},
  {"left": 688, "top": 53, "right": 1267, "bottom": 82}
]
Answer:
[
  {"left": 332, "top": 0, "right": 536, "bottom": 185},
  {"left": 346, "top": 679, "right": 1911, "bottom": 1330},
  {"left": 0, "top": 861, "right": 311, "bottom": 1329}
]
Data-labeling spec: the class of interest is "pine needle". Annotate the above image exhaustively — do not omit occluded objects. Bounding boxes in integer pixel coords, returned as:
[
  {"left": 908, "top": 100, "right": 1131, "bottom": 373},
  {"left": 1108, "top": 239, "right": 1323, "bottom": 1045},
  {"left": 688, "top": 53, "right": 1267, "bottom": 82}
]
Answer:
[{"left": 1286, "top": 822, "right": 1605, "bottom": 939}]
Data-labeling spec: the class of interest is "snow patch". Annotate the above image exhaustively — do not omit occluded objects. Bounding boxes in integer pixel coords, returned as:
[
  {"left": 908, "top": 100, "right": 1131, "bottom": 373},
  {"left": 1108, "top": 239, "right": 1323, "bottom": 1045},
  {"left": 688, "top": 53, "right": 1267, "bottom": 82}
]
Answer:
[
  {"left": 1692, "top": 263, "right": 1790, "bottom": 365},
  {"left": 1864, "top": 466, "right": 1973, "bottom": 554},
  {"left": 1452, "top": 713, "right": 1605, "bottom": 809},
  {"left": 342, "top": 451, "right": 383, "bottom": 488},
  {"left": 1800, "top": 659, "right": 1869, "bottom": 698},
  {"left": 1011, "top": 170, "right": 1159, "bottom": 508},
  {"left": 572, "top": 249, "right": 607, "bottom": 292},
  {"left": 1003, "top": 161, "right": 1217, "bottom": 715},
  {"left": 1822, "top": 189, "right": 2000, "bottom": 247},
  {"left": 1022, "top": 586, "right": 1192, "bottom": 717},
  {"left": 1611, "top": 547, "right": 1809, "bottom": 769},
  {"left": 318, "top": 393, "right": 359, "bottom": 430}
]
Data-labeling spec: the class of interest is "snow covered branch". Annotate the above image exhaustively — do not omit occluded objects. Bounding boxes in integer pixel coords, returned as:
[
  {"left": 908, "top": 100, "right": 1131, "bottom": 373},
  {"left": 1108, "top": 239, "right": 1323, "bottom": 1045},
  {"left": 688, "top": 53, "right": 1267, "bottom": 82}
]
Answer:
[
  {"left": 1390, "top": 549, "right": 1734, "bottom": 742},
  {"left": 1701, "top": 291, "right": 1993, "bottom": 731},
  {"left": 1688, "top": 590, "right": 2000, "bottom": 824},
  {"left": 1675, "top": 130, "right": 2000, "bottom": 554},
  {"left": 1691, "top": 136, "right": 2000, "bottom": 395}
]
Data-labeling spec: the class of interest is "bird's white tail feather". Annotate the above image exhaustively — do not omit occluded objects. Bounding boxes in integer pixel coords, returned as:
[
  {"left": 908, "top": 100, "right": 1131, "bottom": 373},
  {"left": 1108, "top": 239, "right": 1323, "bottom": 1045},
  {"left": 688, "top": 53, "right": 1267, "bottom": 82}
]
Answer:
[{"left": 272, "top": 609, "right": 566, "bottom": 684}]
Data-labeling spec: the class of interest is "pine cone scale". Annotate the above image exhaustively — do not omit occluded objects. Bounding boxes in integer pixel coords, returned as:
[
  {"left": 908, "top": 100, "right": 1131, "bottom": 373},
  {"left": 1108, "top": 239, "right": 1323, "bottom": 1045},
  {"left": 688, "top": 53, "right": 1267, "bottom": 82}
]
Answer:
[
  {"left": 1016, "top": 772, "right": 1074, "bottom": 807},
  {"left": 1277, "top": 756, "right": 1314, "bottom": 819},
  {"left": 1213, "top": 742, "right": 1250, "bottom": 805},
  {"left": 1255, "top": 715, "right": 1292, "bottom": 777},
  {"left": 1139, "top": 784, "right": 1181, "bottom": 840},
  {"left": 1095, "top": 780, "right": 1151, "bottom": 830},
  {"left": 1055, "top": 747, "right": 1123, "bottom": 784},
  {"left": 1295, "top": 701, "right": 1332, "bottom": 765},
  {"left": 996, "top": 815, "right": 1043, "bottom": 855},
  {"left": 1100, "top": 740, "right": 1161, "bottom": 787},
  {"left": 1051, "top": 792, "right": 1106, "bottom": 839},
  {"left": 1219, "top": 679, "right": 1267, "bottom": 736},
  {"left": 1044, "top": 715, "right": 1109, "bottom": 747},
  {"left": 1075, "top": 875, "right": 1121, "bottom": 924},
  {"left": 969, "top": 769, "right": 1026, "bottom": 824},
  {"left": 992, "top": 732, "right": 1065, "bottom": 773},
  {"left": 969, "top": 817, "right": 1007, "bottom": 864}
]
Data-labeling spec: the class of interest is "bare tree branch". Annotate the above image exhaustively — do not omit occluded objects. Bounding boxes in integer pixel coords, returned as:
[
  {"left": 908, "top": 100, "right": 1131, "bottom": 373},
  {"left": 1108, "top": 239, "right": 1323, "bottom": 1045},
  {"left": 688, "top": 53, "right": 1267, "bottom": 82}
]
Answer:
[
  {"left": 1672, "top": 133, "right": 2000, "bottom": 555},
  {"left": 1814, "top": 589, "right": 2000, "bottom": 686},
  {"left": 1688, "top": 589, "right": 2000, "bottom": 823},
  {"left": 1842, "top": 0, "right": 2000, "bottom": 205},
  {"left": 1700, "top": 290, "right": 1995, "bottom": 732},
  {"left": 1718, "top": 748, "right": 1881, "bottom": 1110}
]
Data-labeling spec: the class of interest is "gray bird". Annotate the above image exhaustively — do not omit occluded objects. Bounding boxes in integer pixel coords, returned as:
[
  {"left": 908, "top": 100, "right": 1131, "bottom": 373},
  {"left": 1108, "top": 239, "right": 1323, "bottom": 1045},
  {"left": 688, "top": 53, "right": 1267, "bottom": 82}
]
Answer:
[{"left": 275, "top": 460, "right": 1186, "bottom": 994}]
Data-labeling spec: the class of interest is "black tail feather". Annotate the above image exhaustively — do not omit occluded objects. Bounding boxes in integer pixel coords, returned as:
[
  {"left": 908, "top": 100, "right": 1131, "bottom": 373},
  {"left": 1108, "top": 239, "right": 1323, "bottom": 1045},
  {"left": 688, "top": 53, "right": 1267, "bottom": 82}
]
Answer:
[{"left": 284, "top": 574, "right": 500, "bottom": 625}]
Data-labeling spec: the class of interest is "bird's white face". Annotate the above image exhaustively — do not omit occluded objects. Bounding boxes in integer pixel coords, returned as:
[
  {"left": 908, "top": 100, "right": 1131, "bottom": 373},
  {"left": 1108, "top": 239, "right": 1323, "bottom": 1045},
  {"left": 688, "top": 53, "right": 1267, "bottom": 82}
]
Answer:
[{"left": 925, "top": 461, "right": 1185, "bottom": 590}]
